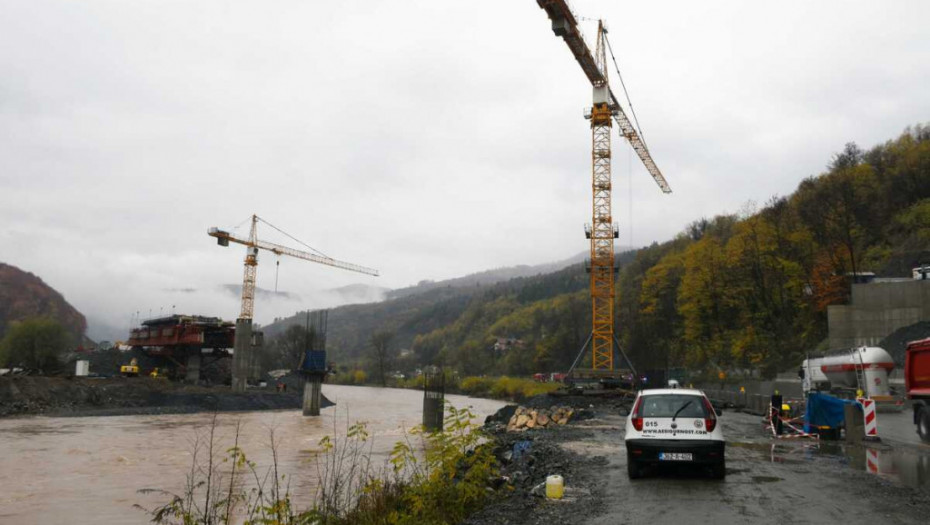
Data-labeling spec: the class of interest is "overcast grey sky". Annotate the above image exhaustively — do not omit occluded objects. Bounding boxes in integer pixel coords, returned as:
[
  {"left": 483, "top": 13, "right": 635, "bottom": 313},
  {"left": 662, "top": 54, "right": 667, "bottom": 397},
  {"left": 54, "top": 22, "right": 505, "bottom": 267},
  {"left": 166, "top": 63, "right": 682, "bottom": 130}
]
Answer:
[{"left": 2, "top": 0, "right": 929, "bottom": 333}]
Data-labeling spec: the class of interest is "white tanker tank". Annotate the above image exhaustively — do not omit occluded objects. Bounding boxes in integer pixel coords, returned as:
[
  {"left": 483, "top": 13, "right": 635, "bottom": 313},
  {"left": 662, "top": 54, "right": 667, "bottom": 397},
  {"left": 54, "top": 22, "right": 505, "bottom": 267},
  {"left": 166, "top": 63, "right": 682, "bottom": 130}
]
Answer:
[{"left": 801, "top": 347, "right": 894, "bottom": 398}]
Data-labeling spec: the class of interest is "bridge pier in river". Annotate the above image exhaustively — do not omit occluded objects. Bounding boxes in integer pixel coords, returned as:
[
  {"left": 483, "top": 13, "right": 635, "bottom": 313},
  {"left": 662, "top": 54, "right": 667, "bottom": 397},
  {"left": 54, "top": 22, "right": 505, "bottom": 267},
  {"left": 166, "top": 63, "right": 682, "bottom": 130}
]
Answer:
[
  {"left": 302, "top": 375, "right": 324, "bottom": 416},
  {"left": 232, "top": 319, "right": 252, "bottom": 392},
  {"left": 423, "top": 366, "right": 445, "bottom": 431},
  {"left": 299, "top": 348, "right": 328, "bottom": 416}
]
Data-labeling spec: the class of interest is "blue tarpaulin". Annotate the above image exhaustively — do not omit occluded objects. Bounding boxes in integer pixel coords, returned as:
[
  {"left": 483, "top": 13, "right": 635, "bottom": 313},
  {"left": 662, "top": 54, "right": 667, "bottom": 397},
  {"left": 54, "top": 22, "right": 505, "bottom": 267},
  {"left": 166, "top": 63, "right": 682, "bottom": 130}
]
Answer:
[
  {"left": 300, "top": 350, "right": 327, "bottom": 372},
  {"left": 804, "top": 392, "right": 859, "bottom": 432}
]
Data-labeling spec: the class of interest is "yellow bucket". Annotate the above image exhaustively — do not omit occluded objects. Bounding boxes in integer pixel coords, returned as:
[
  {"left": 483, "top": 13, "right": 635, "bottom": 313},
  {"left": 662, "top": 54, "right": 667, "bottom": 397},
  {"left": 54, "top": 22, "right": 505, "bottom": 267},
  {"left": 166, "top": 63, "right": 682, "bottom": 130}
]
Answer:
[{"left": 546, "top": 475, "right": 564, "bottom": 499}]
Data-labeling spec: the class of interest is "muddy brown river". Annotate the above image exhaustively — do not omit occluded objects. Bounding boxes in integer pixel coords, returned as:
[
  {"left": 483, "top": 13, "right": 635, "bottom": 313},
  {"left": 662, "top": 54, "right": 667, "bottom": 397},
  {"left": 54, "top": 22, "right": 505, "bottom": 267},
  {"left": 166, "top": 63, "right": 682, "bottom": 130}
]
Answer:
[{"left": 0, "top": 385, "right": 505, "bottom": 525}]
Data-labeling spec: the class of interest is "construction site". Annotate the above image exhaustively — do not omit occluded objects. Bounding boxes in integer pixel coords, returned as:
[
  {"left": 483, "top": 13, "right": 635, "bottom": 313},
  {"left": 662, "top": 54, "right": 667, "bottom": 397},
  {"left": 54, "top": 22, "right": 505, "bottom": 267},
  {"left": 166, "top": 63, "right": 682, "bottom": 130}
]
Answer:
[{"left": 2, "top": 0, "right": 930, "bottom": 524}]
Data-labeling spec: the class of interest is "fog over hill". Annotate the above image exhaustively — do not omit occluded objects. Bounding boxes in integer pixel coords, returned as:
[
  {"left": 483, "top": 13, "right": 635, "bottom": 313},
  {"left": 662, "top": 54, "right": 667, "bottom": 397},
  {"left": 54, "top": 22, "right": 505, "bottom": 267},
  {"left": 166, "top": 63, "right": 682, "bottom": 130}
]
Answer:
[{"left": 386, "top": 247, "right": 634, "bottom": 300}]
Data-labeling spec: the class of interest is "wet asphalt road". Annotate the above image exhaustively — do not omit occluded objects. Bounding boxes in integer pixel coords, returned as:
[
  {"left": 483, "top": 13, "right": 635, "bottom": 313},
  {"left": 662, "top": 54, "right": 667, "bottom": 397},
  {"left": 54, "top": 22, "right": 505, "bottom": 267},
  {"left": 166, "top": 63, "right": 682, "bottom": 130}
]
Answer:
[
  {"left": 878, "top": 409, "right": 925, "bottom": 447},
  {"left": 568, "top": 410, "right": 930, "bottom": 525}
]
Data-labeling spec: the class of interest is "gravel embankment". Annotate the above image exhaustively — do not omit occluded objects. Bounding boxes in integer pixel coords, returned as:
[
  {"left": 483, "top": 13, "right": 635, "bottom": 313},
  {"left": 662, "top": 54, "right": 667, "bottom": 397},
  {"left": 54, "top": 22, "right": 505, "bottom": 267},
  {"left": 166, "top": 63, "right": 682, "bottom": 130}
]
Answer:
[{"left": 0, "top": 375, "right": 331, "bottom": 418}]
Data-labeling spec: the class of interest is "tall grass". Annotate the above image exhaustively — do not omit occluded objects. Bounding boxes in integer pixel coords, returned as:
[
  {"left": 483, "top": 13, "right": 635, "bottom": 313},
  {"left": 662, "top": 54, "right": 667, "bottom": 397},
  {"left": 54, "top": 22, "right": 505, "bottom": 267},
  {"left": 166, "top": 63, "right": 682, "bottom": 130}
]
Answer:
[
  {"left": 330, "top": 371, "right": 560, "bottom": 401},
  {"left": 457, "top": 375, "right": 559, "bottom": 401},
  {"left": 137, "top": 404, "right": 498, "bottom": 525}
]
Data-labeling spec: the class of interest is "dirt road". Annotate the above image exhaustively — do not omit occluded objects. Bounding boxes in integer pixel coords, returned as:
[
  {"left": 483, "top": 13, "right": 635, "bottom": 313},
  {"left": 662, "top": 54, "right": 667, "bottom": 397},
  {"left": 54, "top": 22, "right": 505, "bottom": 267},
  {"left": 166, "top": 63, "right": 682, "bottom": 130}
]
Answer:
[{"left": 471, "top": 397, "right": 930, "bottom": 525}]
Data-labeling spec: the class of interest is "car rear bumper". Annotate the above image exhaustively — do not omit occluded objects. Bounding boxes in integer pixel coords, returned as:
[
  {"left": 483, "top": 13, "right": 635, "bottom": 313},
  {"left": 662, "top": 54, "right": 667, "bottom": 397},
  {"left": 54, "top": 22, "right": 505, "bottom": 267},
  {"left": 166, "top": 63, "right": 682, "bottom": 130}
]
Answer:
[{"left": 626, "top": 439, "right": 725, "bottom": 465}]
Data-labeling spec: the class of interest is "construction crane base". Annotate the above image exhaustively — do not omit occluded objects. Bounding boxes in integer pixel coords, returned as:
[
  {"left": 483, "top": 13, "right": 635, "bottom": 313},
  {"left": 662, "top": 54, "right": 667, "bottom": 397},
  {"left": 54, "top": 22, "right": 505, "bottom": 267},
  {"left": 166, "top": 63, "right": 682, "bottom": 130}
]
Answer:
[{"left": 564, "top": 332, "right": 640, "bottom": 391}]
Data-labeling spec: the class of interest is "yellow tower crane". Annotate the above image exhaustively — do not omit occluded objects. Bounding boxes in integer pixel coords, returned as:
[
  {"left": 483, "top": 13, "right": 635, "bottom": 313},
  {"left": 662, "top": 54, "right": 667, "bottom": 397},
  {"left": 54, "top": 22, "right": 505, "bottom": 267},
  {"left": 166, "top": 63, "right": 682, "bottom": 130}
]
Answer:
[
  {"left": 535, "top": 1, "right": 671, "bottom": 384},
  {"left": 209, "top": 215, "right": 378, "bottom": 391}
]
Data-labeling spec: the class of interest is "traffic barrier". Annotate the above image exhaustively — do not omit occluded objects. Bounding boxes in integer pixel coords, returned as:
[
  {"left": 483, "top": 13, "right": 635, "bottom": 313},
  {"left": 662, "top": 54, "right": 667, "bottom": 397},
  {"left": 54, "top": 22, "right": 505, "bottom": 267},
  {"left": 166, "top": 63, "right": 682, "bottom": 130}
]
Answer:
[
  {"left": 866, "top": 447, "right": 879, "bottom": 474},
  {"left": 764, "top": 403, "right": 818, "bottom": 439},
  {"left": 857, "top": 398, "right": 879, "bottom": 439}
]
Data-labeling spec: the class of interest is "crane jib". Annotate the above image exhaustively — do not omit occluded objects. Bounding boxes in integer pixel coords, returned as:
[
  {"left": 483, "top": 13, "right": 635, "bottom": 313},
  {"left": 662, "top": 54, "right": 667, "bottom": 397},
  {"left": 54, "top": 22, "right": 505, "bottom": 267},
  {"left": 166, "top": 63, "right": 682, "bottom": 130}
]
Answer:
[
  {"left": 535, "top": 0, "right": 671, "bottom": 194},
  {"left": 207, "top": 227, "right": 379, "bottom": 277}
]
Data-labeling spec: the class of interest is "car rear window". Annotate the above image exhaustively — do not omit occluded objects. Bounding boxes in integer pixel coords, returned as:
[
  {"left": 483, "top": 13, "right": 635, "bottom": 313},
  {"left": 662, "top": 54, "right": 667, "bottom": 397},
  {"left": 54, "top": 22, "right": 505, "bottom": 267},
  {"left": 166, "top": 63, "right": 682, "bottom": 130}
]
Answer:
[{"left": 638, "top": 394, "right": 707, "bottom": 418}]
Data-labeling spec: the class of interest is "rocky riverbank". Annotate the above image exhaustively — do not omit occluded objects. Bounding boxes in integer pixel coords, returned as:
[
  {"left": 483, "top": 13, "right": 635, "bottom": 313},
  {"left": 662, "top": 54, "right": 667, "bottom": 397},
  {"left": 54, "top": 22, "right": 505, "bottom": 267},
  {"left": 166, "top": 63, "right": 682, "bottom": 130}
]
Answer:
[
  {"left": 0, "top": 376, "right": 332, "bottom": 418},
  {"left": 467, "top": 392, "right": 632, "bottom": 525}
]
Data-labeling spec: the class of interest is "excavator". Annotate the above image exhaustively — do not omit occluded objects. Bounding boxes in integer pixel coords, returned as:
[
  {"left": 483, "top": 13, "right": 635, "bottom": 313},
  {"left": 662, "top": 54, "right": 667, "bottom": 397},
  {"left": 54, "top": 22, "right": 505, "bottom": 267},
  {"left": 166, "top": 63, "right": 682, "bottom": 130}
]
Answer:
[
  {"left": 119, "top": 358, "right": 161, "bottom": 378},
  {"left": 119, "top": 358, "right": 139, "bottom": 377}
]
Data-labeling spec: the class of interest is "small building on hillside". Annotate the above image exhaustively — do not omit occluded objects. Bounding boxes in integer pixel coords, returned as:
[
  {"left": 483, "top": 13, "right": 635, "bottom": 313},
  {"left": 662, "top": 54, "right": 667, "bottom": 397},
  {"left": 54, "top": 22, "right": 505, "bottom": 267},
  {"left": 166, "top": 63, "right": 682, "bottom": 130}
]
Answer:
[{"left": 493, "top": 337, "right": 525, "bottom": 353}]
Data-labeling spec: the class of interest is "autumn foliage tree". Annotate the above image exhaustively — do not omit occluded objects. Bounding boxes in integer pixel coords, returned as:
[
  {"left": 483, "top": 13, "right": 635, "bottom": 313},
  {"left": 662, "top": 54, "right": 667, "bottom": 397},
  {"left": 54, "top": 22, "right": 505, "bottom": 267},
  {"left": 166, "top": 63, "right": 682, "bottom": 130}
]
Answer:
[{"left": 347, "top": 125, "right": 930, "bottom": 383}]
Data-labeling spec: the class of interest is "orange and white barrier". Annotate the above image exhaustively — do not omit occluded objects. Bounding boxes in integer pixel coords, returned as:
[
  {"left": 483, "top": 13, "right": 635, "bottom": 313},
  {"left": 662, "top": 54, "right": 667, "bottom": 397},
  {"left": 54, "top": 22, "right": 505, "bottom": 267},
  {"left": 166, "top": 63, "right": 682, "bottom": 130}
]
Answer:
[{"left": 858, "top": 398, "right": 878, "bottom": 438}]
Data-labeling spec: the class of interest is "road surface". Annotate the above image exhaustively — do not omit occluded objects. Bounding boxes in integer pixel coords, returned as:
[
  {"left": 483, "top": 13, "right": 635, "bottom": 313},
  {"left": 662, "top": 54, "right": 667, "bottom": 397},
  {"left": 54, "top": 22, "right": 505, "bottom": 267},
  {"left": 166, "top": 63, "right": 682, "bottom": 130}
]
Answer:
[
  {"left": 468, "top": 398, "right": 930, "bottom": 525},
  {"left": 584, "top": 410, "right": 930, "bottom": 525}
]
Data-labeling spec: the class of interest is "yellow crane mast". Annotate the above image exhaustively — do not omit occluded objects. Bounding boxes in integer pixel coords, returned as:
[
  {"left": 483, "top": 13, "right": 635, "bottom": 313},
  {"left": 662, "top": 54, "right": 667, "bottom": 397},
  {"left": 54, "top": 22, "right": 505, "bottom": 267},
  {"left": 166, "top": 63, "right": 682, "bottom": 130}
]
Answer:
[
  {"left": 209, "top": 215, "right": 378, "bottom": 391},
  {"left": 535, "top": 0, "right": 671, "bottom": 380},
  {"left": 588, "top": 20, "right": 615, "bottom": 371}
]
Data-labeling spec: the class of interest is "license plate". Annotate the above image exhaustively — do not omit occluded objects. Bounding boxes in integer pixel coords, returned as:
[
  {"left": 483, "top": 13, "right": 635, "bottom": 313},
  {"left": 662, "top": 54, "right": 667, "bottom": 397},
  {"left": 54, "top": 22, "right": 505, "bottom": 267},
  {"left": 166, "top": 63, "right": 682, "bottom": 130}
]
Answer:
[{"left": 659, "top": 452, "right": 692, "bottom": 461}]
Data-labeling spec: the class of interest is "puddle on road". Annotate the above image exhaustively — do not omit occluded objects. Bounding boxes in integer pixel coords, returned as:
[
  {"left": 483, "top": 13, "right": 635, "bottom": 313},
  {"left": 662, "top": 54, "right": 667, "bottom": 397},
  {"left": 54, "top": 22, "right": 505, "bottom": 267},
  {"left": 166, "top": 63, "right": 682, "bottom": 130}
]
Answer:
[
  {"left": 751, "top": 475, "right": 782, "bottom": 483},
  {"left": 730, "top": 439, "right": 930, "bottom": 492}
]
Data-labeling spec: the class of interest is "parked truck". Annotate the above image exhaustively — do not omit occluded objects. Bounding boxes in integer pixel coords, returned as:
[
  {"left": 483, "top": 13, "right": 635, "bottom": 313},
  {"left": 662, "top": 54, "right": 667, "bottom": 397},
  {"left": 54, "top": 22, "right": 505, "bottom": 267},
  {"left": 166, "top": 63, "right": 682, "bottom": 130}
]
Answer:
[
  {"left": 800, "top": 346, "right": 903, "bottom": 411},
  {"left": 905, "top": 337, "right": 930, "bottom": 442}
]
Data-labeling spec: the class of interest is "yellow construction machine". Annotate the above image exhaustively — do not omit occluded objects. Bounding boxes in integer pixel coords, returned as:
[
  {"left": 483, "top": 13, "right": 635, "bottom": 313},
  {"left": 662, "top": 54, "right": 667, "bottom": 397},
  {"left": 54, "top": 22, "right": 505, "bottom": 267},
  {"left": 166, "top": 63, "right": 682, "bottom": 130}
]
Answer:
[{"left": 120, "top": 358, "right": 140, "bottom": 377}]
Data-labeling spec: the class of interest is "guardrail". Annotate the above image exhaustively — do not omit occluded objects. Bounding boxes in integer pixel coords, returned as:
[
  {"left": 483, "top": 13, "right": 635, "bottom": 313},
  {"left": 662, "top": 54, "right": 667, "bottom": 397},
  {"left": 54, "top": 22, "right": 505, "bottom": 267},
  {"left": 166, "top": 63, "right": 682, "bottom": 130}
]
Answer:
[{"left": 702, "top": 389, "right": 805, "bottom": 417}]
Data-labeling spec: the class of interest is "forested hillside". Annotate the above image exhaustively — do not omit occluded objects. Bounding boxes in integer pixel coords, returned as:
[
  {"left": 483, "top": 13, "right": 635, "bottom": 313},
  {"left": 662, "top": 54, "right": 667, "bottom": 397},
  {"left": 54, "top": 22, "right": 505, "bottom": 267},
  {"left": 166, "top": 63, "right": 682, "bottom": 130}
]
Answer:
[
  {"left": 269, "top": 126, "right": 930, "bottom": 379},
  {"left": 262, "top": 255, "right": 635, "bottom": 370},
  {"left": 0, "top": 263, "right": 87, "bottom": 344},
  {"left": 623, "top": 125, "right": 930, "bottom": 377}
]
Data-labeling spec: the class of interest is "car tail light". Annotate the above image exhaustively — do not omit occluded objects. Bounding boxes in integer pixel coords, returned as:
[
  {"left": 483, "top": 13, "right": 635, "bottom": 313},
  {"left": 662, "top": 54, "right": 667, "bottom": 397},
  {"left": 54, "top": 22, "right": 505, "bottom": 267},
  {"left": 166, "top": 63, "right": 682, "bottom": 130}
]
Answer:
[
  {"left": 631, "top": 396, "right": 644, "bottom": 431},
  {"left": 702, "top": 396, "right": 717, "bottom": 433}
]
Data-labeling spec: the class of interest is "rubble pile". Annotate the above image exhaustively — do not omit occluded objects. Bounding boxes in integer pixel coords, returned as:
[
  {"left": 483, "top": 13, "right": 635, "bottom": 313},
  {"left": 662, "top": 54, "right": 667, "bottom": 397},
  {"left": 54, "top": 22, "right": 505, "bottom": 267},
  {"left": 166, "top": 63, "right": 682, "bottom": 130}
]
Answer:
[{"left": 507, "top": 405, "right": 574, "bottom": 431}]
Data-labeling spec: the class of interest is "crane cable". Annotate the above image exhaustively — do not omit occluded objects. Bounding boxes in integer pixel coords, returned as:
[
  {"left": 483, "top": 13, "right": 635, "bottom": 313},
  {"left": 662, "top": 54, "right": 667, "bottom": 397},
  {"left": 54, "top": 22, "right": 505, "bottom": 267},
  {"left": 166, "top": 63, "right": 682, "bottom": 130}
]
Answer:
[
  {"left": 229, "top": 215, "right": 252, "bottom": 233},
  {"left": 604, "top": 32, "right": 642, "bottom": 250},
  {"left": 256, "top": 216, "right": 331, "bottom": 259},
  {"left": 603, "top": 33, "right": 648, "bottom": 148}
]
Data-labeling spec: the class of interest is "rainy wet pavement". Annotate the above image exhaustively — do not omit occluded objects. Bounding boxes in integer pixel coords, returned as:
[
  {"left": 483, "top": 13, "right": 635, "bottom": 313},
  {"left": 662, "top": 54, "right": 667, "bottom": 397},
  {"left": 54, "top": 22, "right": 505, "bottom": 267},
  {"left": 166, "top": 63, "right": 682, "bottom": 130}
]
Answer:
[
  {"left": 877, "top": 408, "right": 927, "bottom": 447},
  {"left": 576, "top": 408, "right": 930, "bottom": 525}
]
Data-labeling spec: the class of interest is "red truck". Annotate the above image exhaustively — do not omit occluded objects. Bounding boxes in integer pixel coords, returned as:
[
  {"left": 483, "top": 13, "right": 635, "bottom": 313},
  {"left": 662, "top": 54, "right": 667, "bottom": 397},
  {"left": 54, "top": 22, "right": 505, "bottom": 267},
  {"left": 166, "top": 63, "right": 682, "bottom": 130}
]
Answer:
[{"left": 905, "top": 337, "right": 930, "bottom": 442}]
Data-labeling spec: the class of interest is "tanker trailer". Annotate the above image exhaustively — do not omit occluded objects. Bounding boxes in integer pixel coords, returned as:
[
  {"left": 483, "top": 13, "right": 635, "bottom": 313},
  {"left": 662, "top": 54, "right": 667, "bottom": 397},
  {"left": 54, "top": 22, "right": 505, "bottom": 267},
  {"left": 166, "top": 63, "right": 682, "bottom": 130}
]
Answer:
[{"left": 802, "top": 347, "right": 903, "bottom": 411}]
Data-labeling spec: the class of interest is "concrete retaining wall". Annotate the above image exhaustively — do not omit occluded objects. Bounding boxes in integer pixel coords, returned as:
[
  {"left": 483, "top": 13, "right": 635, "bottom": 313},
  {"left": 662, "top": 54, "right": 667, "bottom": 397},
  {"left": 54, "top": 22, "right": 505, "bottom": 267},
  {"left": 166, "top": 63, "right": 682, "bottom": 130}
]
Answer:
[{"left": 828, "top": 280, "right": 930, "bottom": 349}]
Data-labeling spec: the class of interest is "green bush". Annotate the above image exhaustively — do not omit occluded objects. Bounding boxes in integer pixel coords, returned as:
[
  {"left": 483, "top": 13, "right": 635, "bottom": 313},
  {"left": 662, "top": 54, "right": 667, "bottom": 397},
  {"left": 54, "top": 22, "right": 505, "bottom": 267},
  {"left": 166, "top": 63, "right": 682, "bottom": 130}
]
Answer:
[
  {"left": 329, "top": 369, "right": 370, "bottom": 385},
  {"left": 380, "top": 404, "right": 497, "bottom": 525},
  {"left": 142, "top": 405, "right": 499, "bottom": 525},
  {"left": 458, "top": 375, "right": 558, "bottom": 401},
  {"left": 394, "top": 375, "right": 425, "bottom": 390},
  {"left": 458, "top": 376, "right": 493, "bottom": 397},
  {"left": 0, "top": 317, "right": 71, "bottom": 371}
]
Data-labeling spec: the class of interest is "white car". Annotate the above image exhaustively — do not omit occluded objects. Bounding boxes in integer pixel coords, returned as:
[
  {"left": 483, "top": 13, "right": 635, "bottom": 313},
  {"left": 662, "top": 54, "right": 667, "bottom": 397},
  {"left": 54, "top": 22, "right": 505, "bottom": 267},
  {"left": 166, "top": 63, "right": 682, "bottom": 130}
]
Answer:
[{"left": 624, "top": 388, "right": 725, "bottom": 479}]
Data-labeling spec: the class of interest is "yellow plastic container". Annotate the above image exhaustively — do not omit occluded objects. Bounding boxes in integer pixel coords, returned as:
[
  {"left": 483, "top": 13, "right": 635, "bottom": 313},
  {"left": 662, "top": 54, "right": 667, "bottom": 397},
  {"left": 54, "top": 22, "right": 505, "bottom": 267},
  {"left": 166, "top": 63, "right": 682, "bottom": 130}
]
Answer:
[{"left": 546, "top": 474, "right": 564, "bottom": 499}]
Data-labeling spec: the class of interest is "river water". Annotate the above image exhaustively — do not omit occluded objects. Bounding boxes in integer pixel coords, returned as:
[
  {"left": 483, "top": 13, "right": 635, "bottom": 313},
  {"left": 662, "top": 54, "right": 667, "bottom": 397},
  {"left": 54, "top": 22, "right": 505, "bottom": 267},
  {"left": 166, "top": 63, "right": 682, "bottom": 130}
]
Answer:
[{"left": 0, "top": 385, "right": 505, "bottom": 525}]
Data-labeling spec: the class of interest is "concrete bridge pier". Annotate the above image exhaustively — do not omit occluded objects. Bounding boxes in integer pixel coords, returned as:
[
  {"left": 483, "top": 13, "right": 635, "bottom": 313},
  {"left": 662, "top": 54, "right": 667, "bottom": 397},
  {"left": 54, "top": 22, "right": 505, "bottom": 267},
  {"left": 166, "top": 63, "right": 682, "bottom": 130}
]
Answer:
[
  {"left": 232, "top": 318, "right": 252, "bottom": 393},
  {"left": 302, "top": 375, "right": 323, "bottom": 416},
  {"left": 186, "top": 352, "right": 201, "bottom": 382},
  {"left": 423, "top": 367, "right": 445, "bottom": 432}
]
